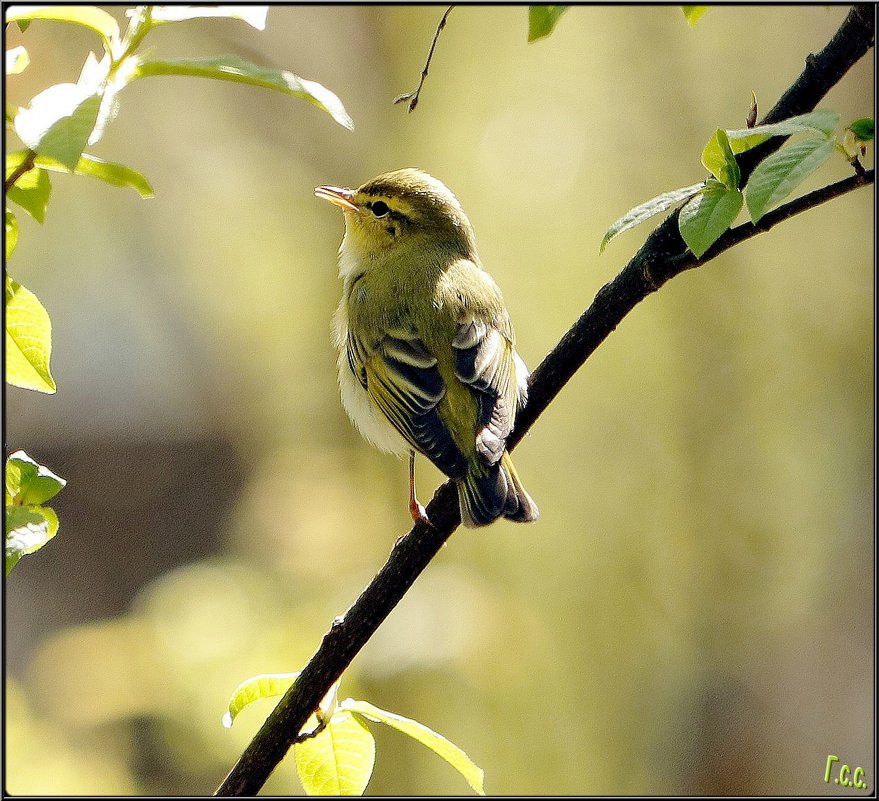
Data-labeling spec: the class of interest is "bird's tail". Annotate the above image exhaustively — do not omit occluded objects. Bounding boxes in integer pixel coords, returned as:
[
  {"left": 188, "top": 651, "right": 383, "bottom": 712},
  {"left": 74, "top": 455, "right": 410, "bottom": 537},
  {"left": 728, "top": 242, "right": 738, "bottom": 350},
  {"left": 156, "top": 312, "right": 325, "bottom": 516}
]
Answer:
[{"left": 458, "top": 452, "right": 539, "bottom": 528}]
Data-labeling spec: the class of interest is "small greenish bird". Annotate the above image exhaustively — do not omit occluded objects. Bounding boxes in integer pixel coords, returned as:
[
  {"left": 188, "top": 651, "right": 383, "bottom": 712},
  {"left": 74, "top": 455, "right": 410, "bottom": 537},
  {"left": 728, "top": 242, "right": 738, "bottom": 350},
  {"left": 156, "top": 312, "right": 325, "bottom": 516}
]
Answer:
[{"left": 315, "top": 168, "right": 538, "bottom": 528}]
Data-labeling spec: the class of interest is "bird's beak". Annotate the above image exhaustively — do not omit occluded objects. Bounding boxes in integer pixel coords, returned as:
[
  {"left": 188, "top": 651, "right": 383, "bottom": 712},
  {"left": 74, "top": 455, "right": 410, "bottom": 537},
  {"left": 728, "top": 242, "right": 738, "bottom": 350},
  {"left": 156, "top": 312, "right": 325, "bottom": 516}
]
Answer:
[{"left": 314, "top": 185, "right": 359, "bottom": 213}]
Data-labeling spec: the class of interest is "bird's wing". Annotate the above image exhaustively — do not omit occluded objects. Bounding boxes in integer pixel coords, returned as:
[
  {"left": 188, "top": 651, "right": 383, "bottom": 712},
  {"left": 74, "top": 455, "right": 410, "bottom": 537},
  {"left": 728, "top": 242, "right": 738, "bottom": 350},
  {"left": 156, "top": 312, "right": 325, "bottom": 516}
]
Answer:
[
  {"left": 347, "top": 324, "right": 469, "bottom": 479},
  {"left": 452, "top": 311, "right": 525, "bottom": 467}
]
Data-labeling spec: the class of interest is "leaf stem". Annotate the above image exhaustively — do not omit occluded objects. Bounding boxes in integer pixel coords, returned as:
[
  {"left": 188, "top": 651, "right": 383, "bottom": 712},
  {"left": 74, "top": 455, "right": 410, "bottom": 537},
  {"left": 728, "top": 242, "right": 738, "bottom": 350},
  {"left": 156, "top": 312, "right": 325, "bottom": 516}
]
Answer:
[
  {"left": 4, "top": 150, "right": 37, "bottom": 193},
  {"left": 112, "top": 4, "right": 154, "bottom": 65}
]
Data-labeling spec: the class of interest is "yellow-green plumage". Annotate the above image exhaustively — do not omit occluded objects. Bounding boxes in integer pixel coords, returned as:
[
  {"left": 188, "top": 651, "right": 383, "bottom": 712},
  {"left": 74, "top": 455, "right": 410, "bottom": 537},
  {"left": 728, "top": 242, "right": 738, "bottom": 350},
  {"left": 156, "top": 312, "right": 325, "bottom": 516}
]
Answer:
[{"left": 318, "top": 168, "right": 538, "bottom": 527}]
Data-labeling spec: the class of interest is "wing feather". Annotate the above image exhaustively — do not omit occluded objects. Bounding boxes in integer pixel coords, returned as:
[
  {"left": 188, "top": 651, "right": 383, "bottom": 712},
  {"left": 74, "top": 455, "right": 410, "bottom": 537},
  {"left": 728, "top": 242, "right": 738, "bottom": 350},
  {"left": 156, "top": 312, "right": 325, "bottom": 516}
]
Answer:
[
  {"left": 347, "top": 329, "right": 469, "bottom": 479},
  {"left": 453, "top": 313, "right": 526, "bottom": 467}
]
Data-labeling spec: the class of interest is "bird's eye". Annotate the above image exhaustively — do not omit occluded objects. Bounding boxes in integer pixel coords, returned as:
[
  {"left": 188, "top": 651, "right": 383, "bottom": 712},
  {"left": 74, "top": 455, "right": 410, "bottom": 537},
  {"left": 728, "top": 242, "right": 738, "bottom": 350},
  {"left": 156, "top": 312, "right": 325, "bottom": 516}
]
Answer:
[{"left": 370, "top": 200, "right": 390, "bottom": 218}]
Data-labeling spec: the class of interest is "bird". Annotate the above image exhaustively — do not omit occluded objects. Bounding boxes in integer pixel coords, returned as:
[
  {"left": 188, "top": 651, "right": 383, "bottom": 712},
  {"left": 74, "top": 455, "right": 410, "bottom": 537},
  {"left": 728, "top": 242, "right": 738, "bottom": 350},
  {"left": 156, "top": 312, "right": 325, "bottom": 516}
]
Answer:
[{"left": 315, "top": 168, "right": 538, "bottom": 528}]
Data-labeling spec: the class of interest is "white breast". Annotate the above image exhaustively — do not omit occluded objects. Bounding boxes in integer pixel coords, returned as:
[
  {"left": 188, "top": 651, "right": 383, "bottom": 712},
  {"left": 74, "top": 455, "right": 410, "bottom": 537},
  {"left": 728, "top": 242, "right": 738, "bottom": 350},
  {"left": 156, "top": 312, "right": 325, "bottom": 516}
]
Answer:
[{"left": 332, "top": 283, "right": 410, "bottom": 457}]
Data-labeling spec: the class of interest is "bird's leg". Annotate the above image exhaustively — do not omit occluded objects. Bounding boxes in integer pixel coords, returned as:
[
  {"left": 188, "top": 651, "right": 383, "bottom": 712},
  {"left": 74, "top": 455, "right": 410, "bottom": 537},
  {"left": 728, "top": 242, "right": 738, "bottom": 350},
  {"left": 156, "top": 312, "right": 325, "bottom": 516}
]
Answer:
[{"left": 408, "top": 451, "right": 434, "bottom": 528}]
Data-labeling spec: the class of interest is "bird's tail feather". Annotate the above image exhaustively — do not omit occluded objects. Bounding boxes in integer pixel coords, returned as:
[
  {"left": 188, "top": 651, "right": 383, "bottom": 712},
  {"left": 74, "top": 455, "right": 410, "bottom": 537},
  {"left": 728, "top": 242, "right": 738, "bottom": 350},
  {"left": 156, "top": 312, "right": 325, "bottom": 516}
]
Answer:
[{"left": 458, "top": 453, "right": 539, "bottom": 528}]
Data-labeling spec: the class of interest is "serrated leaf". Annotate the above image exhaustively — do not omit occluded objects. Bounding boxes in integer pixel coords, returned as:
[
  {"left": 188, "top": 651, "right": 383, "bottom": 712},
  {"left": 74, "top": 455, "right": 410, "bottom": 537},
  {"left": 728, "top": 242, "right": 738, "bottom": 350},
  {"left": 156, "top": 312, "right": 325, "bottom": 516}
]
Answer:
[
  {"left": 149, "top": 5, "right": 267, "bottom": 30},
  {"left": 6, "top": 209, "right": 19, "bottom": 260},
  {"left": 745, "top": 136, "right": 836, "bottom": 223},
  {"left": 846, "top": 117, "right": 874, "bottom": 142},
  {"left": 130, "top": 55, "right": 353, "bottom": 130},
  {"left": 754, "top": 110, "right": 839, "bottom": 137},
  {"left": 600, "top": 182, "right": 705, "bottom": 253},
  {"left": 4, "top": 5, "right": 119, "bottom": 50},
  {"left": 681, "top": 6, "right": 709, "bottom": 26},
  {"left": 5, "top": 503, "right": 59, "bottom": 576},
  {"left": 14, "top": 83, "right": 103, "bottom": 170},
  {"left": 6, "top": 46, "right": 29, "bottom": 75},
  {"left": 679, "top": 180, "right": 743, "bottom": 258},
  {"left": 6, "top": 451, "right": 66, "bottom": 507},
  {"left": 345, "top": 699, "right": 485, "bottom": 795},
  {"left": 223, "top": 672, "right": 299, "bottom": 728},
  {"left": 6, "top": 162, "right": 51, "bottom": 223},
  {"left": 702, "top": 128, "right": 740, "bottom": 190},
  {"left": 527, "top": 6, "right": 568, "bottom": 42},
  {"left": 294, "top": 711, "right": 375, "bottom": 796},
  {"left": 726, "top": 110, "right": 840, "bottom": 154},
  {"left": 35, "top": 153, "right": 153, "bottom": 198},
  {"left": 5, "top": 275, "right": 56, "bottom": 393}
]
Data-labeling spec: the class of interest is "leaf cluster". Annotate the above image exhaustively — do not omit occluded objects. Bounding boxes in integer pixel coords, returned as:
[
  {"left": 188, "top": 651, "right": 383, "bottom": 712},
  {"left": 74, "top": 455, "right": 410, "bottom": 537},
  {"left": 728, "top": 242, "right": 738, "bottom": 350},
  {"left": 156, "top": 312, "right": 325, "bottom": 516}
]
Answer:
[
  {"left": 5, "top": 451, "right": 66, "bottom": 575},
  {"left": 224, "top": 674, "right": 484, "bottom": 795},
  {"left": 4, "top": 5, "right": 353, "bottom": 574},
  {"left": 602, "top": 109, "right": 873, "bottom": 257}
]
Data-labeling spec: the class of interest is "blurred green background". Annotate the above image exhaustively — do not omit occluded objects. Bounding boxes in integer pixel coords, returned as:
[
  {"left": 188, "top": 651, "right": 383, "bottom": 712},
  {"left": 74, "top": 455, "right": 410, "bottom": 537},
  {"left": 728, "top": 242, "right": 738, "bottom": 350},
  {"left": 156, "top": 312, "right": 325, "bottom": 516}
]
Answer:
[{"left": 4, "top": 5, "right": 873, "bottom": 795}]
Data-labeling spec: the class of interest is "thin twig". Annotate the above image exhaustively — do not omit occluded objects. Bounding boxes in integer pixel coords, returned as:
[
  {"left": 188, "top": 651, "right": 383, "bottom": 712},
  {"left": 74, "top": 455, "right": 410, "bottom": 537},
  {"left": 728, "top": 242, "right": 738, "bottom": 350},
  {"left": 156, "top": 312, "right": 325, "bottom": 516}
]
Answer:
[
  {"left": 5, "top": 149, "right": 37, "bottom": 193},
  {"left": 394, "top": 6, "right": 453, "bottom": 113}
]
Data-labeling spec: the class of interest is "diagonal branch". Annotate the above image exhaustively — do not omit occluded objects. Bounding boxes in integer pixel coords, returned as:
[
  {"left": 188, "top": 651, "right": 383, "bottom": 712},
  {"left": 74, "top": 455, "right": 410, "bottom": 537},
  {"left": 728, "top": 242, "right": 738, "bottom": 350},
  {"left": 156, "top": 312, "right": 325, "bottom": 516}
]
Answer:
[{"left": 216, "top": 6, "right": 873, "bottom": 796}]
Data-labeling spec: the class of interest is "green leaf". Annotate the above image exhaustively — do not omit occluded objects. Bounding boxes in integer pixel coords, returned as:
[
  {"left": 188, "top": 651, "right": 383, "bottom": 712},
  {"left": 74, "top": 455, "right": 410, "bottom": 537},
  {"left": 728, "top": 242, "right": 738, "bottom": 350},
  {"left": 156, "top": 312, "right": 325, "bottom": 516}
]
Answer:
[
  {"left": 600, "top": 182, "right": 705, "bottom": 253},
  {"left": 6, "top": 46, "right": 29, "bottom": 75},
  {"left": 222, "top": 672, "right": 299, "bottom": 728},
  {"left": 6, "top": 209, "right": 19, "bottom": 260},
  {"left": 6, "top": 450, "right": 66, "bottom": 506},
  {"left": 35, "top": 153, "right": 154, "bottom": 198},
  {"left": 5, "top": 503, "right": 59, "bottom": 576},
  {"left": 14, "top": 83, "right": 103, "bottom": 170},
  {"left": 846, "top": 117, "right": 874, "bottom": 142},
  {"left": 681, "top": 6, "right": 709, "bottom": 27},
  {"left": 726, "top": 110, "right": 840, "bottom": 154},
  {"left": 744, "top": 136, "right": 836, "bottom": 223},
  {"left": 6, "top": 152, "right": 51, "bottom": 223},
  {"left": 702, "top": 128, "right": 740, "bottom": 190},
  {"left": 527, "top": 6, "right": 568, "bottom": 42},
  {"left": 149, "top": 5, "right": 268, "bottom": 30},
  {"left": 749, "top": 109, "right": 839, "bottom": 137},
  {"left": 679, "top": 180, "right": 743, "bottom": 258},
  {"left": 4, "top": 5, "right": 119, "bottom": 51},
  {"left": 344, "top": 699, "right": 485, "bottom": 795},
  {"left": 294, "top": 711, "right": 375, "bottom": 796},
  {"left": 5, "top": 275, "right": 56, "bottom": 393},
  {"left": 130, "top": 55, "right": 353, "bottom": 130}
]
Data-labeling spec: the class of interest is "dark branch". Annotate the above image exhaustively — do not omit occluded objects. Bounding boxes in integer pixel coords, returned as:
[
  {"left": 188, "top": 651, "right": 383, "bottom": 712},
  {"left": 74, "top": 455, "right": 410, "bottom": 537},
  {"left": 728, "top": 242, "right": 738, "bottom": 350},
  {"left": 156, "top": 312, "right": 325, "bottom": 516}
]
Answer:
[
  {"left": 216, "top": 6, "right": 874, "bottom": 796},
  {"left": 737, "top": 3, "right": 875, "bottom": 183},
  {"left": 394, "top": 6, "right": 453, "bottom": 112}
]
